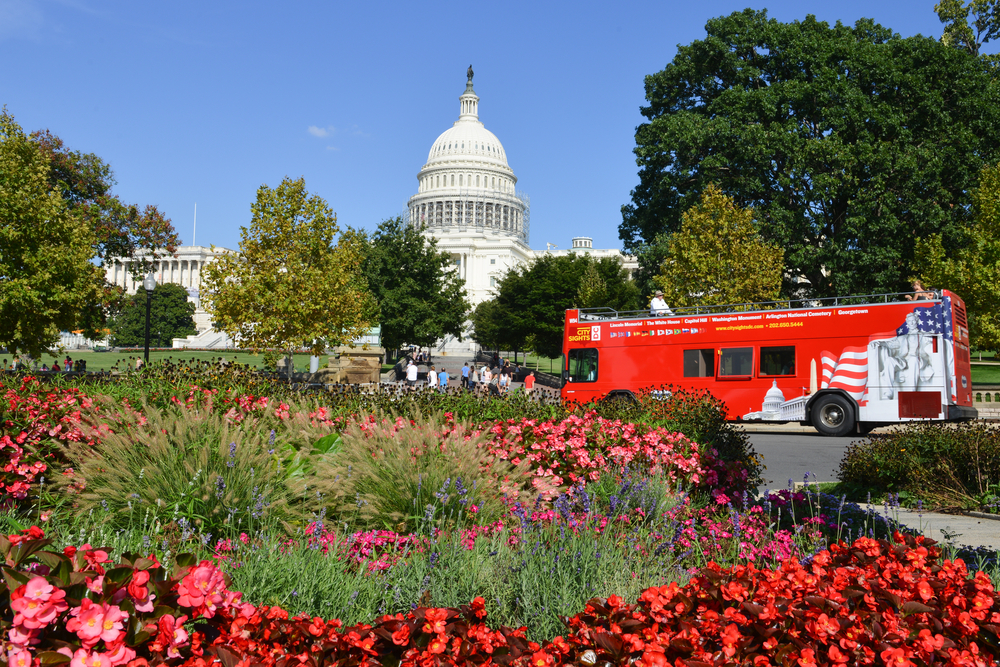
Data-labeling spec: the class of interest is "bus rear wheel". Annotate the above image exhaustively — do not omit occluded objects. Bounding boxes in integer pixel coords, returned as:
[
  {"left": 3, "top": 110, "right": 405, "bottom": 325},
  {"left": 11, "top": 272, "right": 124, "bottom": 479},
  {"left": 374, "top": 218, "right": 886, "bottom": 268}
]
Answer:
[{"left": 811, "top": 394, "right": 855, "bottom": 437}]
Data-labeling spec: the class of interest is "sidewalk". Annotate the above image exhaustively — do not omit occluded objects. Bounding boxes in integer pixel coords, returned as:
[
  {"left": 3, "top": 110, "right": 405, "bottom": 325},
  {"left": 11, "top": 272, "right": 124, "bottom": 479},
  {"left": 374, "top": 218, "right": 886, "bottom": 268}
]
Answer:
[{"left": 861, "top": 504, "right": 1000, "bottom": 551}]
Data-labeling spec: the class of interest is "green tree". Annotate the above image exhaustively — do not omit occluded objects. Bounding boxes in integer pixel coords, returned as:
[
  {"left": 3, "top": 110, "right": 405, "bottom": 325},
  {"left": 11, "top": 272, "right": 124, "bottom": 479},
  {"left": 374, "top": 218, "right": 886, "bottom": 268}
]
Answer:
[
  {"left": 202, "top": 177, "right": 375, "bottom": 358},
  {"left": 353, "top": 217, "right": 469, "bottom": 353},
  {"left": 915, "top": 163, "right": 1000, "bottom": 349},
  {"left": 0, "top": 108, "right": 101, "bottom": 357},
  {"left": 109, "top": 283, "right": 197, "bottom": 347},
  {"left": 654, "top": 185, "right": 784, "bottom": 309},
  {"left": 935, "top": 0, "right": 1000, "bottom": 57},
  {"left": 481, "top": 254, "right": 639, "bottom": 359},
  {"left": 620, "top": 10, "right": 1000, "bottom": 298},
  {"left": 30, "top": 130, "right": 179, "bottom": 335},
  {"left": 470, "top": 298, "right": 516, "bottom": 353}
]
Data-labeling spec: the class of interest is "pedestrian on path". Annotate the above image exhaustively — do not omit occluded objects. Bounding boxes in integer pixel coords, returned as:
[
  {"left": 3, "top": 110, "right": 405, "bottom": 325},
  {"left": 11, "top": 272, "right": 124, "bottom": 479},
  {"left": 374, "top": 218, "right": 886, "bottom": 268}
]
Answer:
[
  {"left": 469, "top": 365, "right": 479, "bottom": 392},
  {"left": 427, "top": 365, "right": 437, "bottom": 389},
  {"left": 438, "top": 367, "right": 450, "bottom": 393},
  {"left": 405, "top": 360, "right": 418, "bottom": 388},
  {"left": 524, "top": 371, "right": 536, "bottom": 395},
  {"left": 461, "top": 363, "right": 470, "bottom": 389}
]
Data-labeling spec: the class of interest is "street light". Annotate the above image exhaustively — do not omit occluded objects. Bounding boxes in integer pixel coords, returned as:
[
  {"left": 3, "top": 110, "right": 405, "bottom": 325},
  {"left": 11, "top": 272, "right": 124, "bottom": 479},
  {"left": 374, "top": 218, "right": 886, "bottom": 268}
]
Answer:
[{"left": 143, "top": 272, "right": 156, "bottom": 368}]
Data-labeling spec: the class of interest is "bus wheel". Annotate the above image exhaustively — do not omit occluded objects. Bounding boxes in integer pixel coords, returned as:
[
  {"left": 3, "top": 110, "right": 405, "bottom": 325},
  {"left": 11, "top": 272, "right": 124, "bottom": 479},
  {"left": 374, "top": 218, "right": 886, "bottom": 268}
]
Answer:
[{"left": 812, "top": 394, "right": 855, "bottom": 437}]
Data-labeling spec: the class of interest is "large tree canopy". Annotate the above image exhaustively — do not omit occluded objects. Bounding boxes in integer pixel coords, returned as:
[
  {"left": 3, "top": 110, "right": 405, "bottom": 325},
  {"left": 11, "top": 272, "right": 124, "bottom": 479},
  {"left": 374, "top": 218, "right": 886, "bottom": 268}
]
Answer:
[
  {"left": 353, "top": 217, "right": 469, "bottom": 353},
  {"left": 915, "top": 162, "right": 1000, "bottom": 350},
  {"left": 31, "top": 130, "right": 179, "bottom": 270},
  {"left": 202, "top": 177, "right": 375, "bottom": 356},
  {"left": 0, "top": 109, "right": 101, "bottom": 357},
  {"left": 110, "top": 283, "right": 196, "bottom": 348},
  {"left": 621, "top": 10, "right": 1000, "bottom": 298}
]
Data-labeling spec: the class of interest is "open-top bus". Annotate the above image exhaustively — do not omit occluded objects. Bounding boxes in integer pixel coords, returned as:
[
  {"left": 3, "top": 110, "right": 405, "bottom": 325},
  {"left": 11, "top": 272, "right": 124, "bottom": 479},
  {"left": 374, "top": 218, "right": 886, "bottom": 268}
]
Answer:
[{"left": 561, "top": 290, "right": 976, "bottom": 436}]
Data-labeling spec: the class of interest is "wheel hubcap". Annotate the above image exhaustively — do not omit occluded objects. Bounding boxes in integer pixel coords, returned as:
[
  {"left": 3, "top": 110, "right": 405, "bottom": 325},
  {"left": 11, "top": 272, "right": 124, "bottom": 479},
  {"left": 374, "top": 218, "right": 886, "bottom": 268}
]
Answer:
[{"left": 821, "top": 404, "right": 844, "bottom": 428}]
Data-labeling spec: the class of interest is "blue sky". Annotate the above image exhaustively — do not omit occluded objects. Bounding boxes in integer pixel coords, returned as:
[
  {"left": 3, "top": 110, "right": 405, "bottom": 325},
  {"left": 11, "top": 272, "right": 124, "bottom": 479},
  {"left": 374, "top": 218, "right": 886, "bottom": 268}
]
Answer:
[{"left": 2, "top": 0, "right": 964, "bottom": 253}]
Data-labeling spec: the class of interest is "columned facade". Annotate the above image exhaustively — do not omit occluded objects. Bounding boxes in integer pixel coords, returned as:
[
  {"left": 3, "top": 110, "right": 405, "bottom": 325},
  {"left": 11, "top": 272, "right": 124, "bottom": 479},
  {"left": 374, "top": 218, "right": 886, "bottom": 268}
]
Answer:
[
  {"left": 407, "top": 70, "right": 532, "bottom": 307},
  {"left": 105, "top": 245, "right": 235, "bottom": 334}
]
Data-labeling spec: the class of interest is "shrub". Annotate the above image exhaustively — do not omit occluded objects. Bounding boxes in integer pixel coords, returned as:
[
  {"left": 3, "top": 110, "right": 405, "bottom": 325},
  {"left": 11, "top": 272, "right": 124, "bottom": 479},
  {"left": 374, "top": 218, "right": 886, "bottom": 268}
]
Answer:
[
  {"left": 585, "top": 386, "right": 763, "bottom": 496},
  {"left": 313, "top": 414, "right": 532, "bottom": 532},
  {"left": 839, "top": 421, "right": 1000, "bottom": 509},
  {"left": 56, "top": 402, "right": 327, "bottom": 536}
]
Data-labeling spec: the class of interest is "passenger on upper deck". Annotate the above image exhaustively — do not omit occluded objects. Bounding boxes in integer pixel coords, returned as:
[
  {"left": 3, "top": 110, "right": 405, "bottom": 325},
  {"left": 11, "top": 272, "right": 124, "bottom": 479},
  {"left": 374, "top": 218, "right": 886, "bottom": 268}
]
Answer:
[
  {"left": 905, "top": 280, "right": 935, "bottom": 301},
  {"left": 650, "top": 290, "right": 673, "bottom": 316}
]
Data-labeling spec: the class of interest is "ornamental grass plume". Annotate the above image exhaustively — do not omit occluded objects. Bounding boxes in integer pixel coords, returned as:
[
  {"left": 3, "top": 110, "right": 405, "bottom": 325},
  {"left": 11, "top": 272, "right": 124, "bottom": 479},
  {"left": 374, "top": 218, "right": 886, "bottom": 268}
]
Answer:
[
  {"left": 56, "top": 400, "right": 326, "bottom": 536},
  {"left": 310, "top": 412, "right": 533, "bottom": 532}
]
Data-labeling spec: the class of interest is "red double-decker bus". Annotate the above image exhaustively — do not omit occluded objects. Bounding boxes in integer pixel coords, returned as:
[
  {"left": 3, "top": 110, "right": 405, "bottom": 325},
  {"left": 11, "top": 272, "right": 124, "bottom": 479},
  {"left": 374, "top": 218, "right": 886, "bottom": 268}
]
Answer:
[{"left": 561, "top": 290, "right": 976, "bottom": 436}]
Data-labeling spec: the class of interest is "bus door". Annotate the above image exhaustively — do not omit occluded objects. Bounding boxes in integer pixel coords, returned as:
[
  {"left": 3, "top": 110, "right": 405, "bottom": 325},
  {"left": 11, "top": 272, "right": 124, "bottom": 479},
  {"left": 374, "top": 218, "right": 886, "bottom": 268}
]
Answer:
[{"left": 867, "top": 333, "right": 947, "bottom": 420}]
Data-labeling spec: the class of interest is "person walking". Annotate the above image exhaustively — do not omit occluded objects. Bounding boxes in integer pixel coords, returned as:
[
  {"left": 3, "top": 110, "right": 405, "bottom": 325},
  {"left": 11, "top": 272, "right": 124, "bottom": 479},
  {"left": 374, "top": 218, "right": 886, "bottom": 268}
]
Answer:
[
  {"left": 427, "top": 365, "right": 437, "bottom": 389},
  {"left": 481, "top": 365, "right": 492, "bottom": 395},
  {"left": 524, "top": 370, "right": 536, "bottom": 395},
  {"left": 488, "top": 368, "right": 502, "bottom": 397},
  {"left": 461, "top": 363, "right": 470, "bottom": 389},
  {"left": 405, "top": 360, "right": 418, "bottom": 388},
  {"left": 438, "top": 367, "right": 450, "bottom": 393},
  {"left": 469, "top": 365, "right": 479, "bottom": 392}
]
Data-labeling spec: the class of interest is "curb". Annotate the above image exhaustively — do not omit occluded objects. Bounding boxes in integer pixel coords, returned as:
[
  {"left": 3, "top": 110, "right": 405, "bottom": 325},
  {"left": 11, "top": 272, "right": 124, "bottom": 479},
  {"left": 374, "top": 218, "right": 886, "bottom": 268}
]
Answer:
[{"left": 966, "top": 511, "right": 1000, "bottom": 522}]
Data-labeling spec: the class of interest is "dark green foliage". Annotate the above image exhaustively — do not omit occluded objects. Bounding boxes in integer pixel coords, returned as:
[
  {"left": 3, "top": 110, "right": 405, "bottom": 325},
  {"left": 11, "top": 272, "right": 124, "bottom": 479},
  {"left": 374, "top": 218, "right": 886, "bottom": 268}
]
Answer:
[
  {"left": 839, "top": 421, "right": 1000, "bottom": 508},
  {"left": 477, "top": 254, "right": 640, "bottom": 359},
  {"left": 110, "top": 283, "right": 196, "bottom": 347},
  {"left": 354, "top": 218, "right": 470, "bottom": 352},
  {"left": 621, "top": 9, "right": 1000, "bottom": 297}
]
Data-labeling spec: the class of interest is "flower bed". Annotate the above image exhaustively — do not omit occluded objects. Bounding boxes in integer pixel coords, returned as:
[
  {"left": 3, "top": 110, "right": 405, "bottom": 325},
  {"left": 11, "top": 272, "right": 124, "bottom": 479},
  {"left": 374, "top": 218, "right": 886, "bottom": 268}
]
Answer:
[{"left": 2, "top": 527, "right": 997, "bottom": 667}]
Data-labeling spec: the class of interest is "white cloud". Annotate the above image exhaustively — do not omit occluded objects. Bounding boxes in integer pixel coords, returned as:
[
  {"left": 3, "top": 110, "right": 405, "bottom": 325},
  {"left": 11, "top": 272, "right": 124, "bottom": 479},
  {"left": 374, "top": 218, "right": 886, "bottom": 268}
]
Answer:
[
  {"left": 308, "top": 125, "right": 335, "bottom": 138},
  {"left": 326, "top": 146, "right": 339, "bottom": 151}
]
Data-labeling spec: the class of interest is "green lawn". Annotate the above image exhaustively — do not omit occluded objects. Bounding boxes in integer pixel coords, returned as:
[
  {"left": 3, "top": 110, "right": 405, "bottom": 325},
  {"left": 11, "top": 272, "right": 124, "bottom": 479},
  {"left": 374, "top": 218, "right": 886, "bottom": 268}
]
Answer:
[
  {"left": 3, "top": 349, "right": 330, "bottom": 373},
  {"left": 972, "top": 363, "right": 1000, "bottom": 386}
]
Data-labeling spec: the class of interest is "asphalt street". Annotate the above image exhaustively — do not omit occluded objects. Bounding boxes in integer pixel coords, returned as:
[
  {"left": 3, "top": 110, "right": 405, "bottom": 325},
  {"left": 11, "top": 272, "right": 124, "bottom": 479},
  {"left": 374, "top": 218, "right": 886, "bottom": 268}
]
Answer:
[
  {"left": 746, "top": 427, "right": 1000, "bottom": 550},
  {"left": 747, "top": 429, "right": 858, "bottom": 495}
]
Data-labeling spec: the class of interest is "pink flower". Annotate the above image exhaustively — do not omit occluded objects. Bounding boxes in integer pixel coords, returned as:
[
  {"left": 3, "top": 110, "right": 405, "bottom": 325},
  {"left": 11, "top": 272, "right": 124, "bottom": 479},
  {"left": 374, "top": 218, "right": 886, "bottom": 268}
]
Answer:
[
  {"left": 66, "top": 599, "right": 105, "bottom": 644},
  {"left": 176, "top": 561, "right": 227, "bottom": 617},
  {"left": 70, "top": 649, "right": 110, "bottom": 667},
  {"left": 8, "top": 648, "right": 32, "bottom": 667},
  {"left": 98, "top": 605, "right": 126, "bottom": 643}
]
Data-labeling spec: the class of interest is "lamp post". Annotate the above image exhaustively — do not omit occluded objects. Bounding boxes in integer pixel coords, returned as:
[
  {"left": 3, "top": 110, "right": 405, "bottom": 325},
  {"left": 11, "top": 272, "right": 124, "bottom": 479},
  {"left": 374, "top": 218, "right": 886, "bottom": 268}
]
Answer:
[{"left": 143, "top": 272, "right": 156, "bottom": 368}]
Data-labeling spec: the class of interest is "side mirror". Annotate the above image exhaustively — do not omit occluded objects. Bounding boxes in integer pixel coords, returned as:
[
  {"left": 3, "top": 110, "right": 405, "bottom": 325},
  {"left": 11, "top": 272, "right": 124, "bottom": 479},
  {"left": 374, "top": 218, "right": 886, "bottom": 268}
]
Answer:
[{"left": 562, "top": 370, "right": 569, "bottom": 381}]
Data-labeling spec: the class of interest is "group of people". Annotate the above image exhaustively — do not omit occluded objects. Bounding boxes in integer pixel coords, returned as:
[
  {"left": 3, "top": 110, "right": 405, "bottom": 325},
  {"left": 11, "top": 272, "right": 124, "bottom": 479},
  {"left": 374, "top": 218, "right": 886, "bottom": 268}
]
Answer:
[
  {"left": 403, "top": 357, "right": 535, "bottom": 397},
  {"left": 2, "top": 356, "right": 85, "bottom": 372}
]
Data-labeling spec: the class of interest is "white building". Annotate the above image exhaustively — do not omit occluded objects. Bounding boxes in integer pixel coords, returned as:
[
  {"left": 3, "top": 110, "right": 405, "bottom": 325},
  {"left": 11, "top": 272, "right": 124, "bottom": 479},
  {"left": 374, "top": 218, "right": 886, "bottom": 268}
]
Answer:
[
  {"left": 407, "top": 70, "right": 636, "bottom": 312},
  {"left": 104, "top": 245, "right": 236, "bottom": 348}
]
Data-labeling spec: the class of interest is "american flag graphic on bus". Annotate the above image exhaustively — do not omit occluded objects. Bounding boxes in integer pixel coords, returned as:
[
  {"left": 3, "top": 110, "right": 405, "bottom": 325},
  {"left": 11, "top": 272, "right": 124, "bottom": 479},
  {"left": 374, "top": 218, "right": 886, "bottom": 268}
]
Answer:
[{"left": 820, "top": 346, "right": 868, "bottom": 401}]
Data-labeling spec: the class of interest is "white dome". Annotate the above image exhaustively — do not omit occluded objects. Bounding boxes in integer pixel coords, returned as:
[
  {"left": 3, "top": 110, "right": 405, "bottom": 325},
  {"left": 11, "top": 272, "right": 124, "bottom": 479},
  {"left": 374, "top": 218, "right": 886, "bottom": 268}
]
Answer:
[
  {"left": 763, "top": 380, "right": 785, "bottom": 412},
  {"left": 406, "top": 70, "right": 529, "bottom": 247},
  {"left": 426, "top": 124, "right": 508, "bottom": 167}
]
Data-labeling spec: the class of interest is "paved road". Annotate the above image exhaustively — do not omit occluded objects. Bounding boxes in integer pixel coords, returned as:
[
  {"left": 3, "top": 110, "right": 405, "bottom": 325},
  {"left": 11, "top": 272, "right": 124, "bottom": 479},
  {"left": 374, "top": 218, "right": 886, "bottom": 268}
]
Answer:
[
  {"left": 746, "top": 427, "right": 1000, "bottom": 550},
  {"left": 747, "top": 429, "right": 857, "bottom": 495}
]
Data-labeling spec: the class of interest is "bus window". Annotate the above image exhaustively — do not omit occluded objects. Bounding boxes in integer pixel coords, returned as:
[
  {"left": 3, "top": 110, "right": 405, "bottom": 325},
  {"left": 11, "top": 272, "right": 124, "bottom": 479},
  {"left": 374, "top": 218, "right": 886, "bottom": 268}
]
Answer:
[
  {"left": 760, "top": 346, "right": 795, "bottom": 376},
  {"left": 719, "top": 347, "right": 753, "bottom": 377},
  {"left": 567, "top": 348, "right": 598, "bottom": 383},
  {"left": 683, "top": 349, "right": 715, "bottom": 377}
]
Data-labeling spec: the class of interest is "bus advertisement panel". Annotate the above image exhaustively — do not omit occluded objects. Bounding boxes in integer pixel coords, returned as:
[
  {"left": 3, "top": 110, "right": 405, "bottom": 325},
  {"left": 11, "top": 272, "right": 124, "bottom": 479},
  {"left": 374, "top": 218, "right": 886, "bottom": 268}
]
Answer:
[{"left": 561, "top": 290, "right": 975, "bottom": 436}]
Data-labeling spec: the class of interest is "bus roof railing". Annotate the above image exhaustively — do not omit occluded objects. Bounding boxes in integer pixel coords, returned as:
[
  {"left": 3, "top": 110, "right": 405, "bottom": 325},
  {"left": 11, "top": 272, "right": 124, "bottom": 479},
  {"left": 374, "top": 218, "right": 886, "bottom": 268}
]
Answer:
[{"left": 575, "top": 290, "right": 942, "bottom": 321}]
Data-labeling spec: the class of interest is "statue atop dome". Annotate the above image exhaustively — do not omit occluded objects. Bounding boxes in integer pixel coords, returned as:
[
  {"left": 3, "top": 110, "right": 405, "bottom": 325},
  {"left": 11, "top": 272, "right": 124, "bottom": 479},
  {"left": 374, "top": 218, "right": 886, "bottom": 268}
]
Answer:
[{"left": 467, "top": 64, "right": 474, "bottom": 83}]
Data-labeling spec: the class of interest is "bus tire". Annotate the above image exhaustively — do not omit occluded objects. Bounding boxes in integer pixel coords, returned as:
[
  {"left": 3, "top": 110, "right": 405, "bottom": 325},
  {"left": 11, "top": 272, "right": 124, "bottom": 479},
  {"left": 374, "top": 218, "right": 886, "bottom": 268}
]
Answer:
[{"left": 811, "top": 394, "right": 855, "bottom": 437}]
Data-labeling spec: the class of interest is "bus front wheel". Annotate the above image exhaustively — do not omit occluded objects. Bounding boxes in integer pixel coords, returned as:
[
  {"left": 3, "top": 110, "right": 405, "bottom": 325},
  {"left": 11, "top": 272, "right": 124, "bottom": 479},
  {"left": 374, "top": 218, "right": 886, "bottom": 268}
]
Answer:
[{"left": 811, "top": 394, "right": 855, "bottom": 437}]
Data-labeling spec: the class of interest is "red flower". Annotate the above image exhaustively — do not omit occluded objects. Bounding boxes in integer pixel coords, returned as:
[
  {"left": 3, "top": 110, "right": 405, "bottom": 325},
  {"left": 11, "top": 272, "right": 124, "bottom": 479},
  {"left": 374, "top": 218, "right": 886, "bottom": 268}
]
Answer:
[
  {"left": 427, "top": 635, "right": 448, "bottom": 654},
  {"left": 529, "top": 651, "right": 554, "bottom": 667},
  {"left": 639, "top": 650, "right": 667, "bottom": 667},
  {"left": 391, "top": 625, "right": 411, "bottom": 646}
]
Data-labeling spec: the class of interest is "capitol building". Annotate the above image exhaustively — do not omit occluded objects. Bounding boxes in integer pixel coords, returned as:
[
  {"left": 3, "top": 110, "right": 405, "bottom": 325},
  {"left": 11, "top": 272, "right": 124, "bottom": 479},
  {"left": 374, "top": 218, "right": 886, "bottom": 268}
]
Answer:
[
  {"left": 406, "top": 68, "right": 635, "bottom": 308},
  {"left": 100, "top": 69, "right": 635, "bottom": 352}
]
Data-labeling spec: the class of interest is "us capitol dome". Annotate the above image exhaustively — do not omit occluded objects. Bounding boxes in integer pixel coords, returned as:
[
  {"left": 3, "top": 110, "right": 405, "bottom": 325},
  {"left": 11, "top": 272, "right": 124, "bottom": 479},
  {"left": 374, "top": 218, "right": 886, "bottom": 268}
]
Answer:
[{"left": 407, "top": 66, "right": 533, "bottom": 306}]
